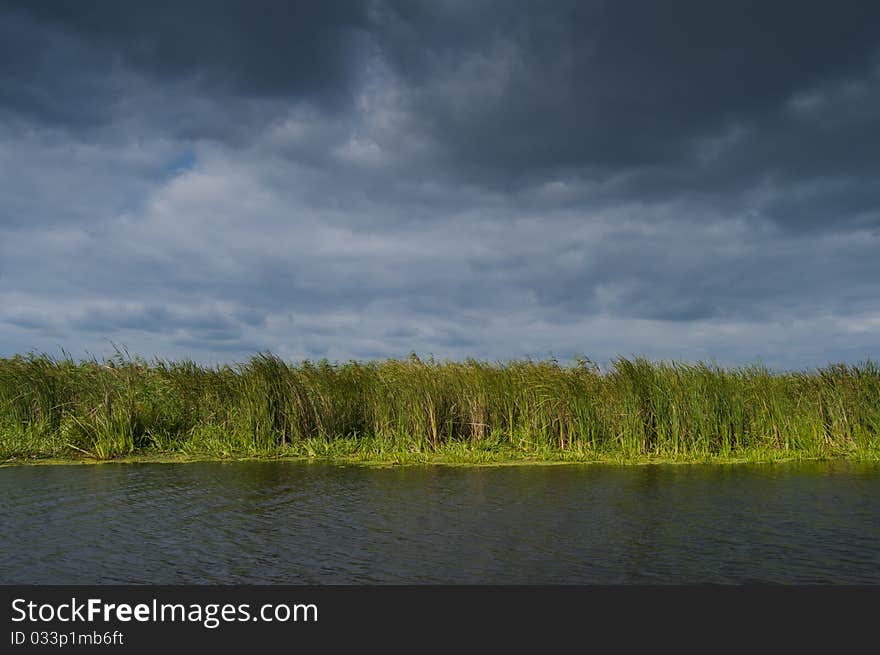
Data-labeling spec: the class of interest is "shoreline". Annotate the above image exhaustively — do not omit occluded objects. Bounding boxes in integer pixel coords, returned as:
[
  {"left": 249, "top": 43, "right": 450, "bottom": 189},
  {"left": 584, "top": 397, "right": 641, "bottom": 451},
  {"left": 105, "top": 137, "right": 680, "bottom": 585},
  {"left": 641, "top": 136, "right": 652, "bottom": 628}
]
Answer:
[{"left": 3, "top": 449, "right": 878, "bottom": 469}]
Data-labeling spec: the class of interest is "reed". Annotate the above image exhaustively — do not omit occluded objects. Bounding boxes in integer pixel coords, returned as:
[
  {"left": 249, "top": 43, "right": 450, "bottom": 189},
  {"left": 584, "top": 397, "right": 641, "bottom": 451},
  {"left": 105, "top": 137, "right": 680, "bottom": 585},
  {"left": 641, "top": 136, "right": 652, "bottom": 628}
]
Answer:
[{"left": 1, "top": 352, "right": 878, "bottom": 464}]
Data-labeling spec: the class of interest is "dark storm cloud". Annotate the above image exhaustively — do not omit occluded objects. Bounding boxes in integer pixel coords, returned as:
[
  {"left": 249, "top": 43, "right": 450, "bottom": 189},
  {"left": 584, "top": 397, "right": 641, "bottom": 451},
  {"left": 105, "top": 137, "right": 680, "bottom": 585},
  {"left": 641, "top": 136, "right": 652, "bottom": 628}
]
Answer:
[
  {"left": 6, "top": 0, "right": 880, "bottom": 195},
  {"left": 25, "top": 1, "right": 368, "bottom": 92},
  {"left": 374, "top": 0, "right": 880, "bottom": 170},
  {"left": 0, "top": 9, "right": 114, "bottom": 128},
  {"left": 0, "top": 0, "right": 369, "bottom": 133},
  {"left": 1, "top": 1, "right": 879, "bottom": 367},
  {"left": 370, "top": 0, "right": 880, "bottom": 231}
]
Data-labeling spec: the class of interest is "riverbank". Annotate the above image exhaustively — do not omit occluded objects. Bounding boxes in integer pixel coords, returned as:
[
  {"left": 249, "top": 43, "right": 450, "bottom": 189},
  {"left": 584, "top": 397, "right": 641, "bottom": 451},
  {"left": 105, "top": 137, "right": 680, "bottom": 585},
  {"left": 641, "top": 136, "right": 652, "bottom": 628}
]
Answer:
[
  {"left": 4, "top": 453, "right": 880, "bottom": 469},
  {"left": 2, "top": 352, "right": 879, "bottom": 466},
  {"left": 3, "top": 439, "right": 879, "bottom": 469}
]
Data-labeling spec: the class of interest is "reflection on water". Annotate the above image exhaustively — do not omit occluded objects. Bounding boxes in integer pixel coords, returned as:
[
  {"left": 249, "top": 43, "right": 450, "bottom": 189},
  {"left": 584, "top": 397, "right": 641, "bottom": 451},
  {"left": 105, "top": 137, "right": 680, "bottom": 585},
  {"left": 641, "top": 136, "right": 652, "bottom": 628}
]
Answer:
[{"left": 1, "top": 461, "right": 878, "bottom": 583}]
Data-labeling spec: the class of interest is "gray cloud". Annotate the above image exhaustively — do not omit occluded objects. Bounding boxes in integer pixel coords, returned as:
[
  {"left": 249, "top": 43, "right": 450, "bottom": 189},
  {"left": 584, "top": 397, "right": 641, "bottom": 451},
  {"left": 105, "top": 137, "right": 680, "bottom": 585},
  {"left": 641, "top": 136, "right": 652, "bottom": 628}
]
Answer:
[
  {"left": 375, "top": 3, "right": 879, "bottom": 161},
  {"left": 0, "top": 1, "right": 878, "bottom": 368},
  {"left": 1, "top": 1, "right": 369, "bottom": 119},
  {"left": 369, "top": 1, "right": 880, "bottom": 232}
]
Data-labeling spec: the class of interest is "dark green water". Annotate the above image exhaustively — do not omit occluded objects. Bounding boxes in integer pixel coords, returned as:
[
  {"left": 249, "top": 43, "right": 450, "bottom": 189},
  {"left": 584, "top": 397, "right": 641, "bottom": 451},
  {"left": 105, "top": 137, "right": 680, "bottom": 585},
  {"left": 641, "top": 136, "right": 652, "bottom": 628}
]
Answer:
[{"left": 1, "top": 461, "right": 878, "bottom": 584}]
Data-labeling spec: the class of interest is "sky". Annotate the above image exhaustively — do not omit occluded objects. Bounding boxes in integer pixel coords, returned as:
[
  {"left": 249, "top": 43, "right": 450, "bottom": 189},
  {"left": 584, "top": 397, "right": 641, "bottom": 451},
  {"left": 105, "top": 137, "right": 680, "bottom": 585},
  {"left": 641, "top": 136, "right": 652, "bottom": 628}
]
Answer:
[{"left": 1, "top": 0, "right": 879, "bottom": 369}]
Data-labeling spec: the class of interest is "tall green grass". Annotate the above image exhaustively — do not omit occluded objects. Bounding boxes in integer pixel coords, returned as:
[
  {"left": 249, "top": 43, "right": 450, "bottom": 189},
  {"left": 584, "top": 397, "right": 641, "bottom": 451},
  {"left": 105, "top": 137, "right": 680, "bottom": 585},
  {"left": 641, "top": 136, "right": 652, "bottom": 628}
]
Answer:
[{"left": 1, "top": 352, "right": 878, "bottom": 463}]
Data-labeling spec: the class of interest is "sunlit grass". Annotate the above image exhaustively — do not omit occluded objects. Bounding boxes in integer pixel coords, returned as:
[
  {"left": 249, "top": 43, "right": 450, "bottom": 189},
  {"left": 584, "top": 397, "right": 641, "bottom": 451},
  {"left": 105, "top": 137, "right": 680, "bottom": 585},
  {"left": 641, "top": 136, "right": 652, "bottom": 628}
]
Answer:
[{"left": 1, "top": 351, "right": 878, "bottom": 465}]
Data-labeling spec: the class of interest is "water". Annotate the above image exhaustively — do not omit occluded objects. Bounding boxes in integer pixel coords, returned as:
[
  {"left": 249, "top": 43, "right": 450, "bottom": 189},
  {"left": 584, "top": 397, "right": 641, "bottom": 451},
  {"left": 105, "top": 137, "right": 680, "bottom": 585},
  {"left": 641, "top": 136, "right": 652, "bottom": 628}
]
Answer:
[{"left": 1, "top": 461, "right": 878, "bottom": 584}]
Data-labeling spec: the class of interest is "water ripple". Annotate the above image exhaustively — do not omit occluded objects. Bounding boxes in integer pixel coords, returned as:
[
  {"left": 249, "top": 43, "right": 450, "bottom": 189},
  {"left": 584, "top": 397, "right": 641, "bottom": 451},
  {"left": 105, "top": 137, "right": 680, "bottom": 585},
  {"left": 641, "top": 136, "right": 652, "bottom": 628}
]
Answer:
[{"left": 1, "top": 461, "right": 879, "bottom": 584}]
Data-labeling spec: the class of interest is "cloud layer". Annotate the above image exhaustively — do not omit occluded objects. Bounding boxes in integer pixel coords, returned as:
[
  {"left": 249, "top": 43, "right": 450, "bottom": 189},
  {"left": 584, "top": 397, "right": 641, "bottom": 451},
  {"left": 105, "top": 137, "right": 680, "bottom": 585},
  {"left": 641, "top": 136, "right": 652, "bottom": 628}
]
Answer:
[{"left": 1, "top": 1, "right": 879, "bottom": 368}]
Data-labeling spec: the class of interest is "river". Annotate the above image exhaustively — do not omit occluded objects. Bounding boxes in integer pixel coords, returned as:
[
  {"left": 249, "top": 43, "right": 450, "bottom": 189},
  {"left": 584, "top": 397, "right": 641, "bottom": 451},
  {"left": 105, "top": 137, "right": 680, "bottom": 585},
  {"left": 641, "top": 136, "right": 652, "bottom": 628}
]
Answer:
[{"left": 2, "top": 461, "right": 878, "bottom": 583}]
